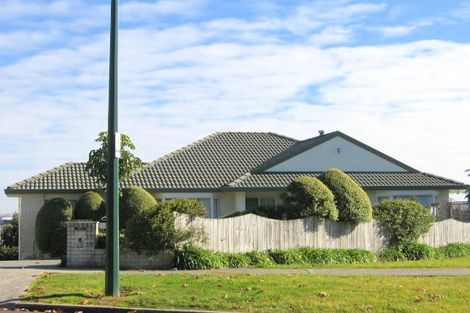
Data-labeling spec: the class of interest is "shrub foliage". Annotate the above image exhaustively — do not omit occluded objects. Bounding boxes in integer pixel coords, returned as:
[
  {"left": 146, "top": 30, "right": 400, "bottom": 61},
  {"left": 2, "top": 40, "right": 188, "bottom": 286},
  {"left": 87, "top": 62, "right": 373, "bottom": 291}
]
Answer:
[
  {"left": 160, "top": 198, "right": 207, "bottom": 217},
  {"left": 124, "top": 189, "right": 206, "bottom": 256},
  {"left": 74, "top": 191, "right": 106, "bottom": 221},
  {"left": 175, "top": 245, "right": 376, "bottom": 270},
  {"left": 1, "top": 213, "right": 18, "bottom": 248},
  {"left": 35, "top": 198, "right": 73, "bottom": 257},
  {"left": 282, "top": 176, "right": 338, "bottom": 220},
  {"left": 320, "top": 169, "right": 372, "bottom": 223},
  {"left": 374, "top": 199, "right": 435, "bottom": 246},
  {"left": 120, "top": 186, "right": 157, "bottom": 230}
]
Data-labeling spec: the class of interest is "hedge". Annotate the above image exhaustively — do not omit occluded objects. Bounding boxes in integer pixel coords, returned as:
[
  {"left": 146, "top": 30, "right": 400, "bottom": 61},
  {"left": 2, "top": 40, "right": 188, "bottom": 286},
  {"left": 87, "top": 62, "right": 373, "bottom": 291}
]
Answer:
[
  {"left": 35, "top": 198, "right": 73, "bottom": 257},
  {"left": 320, "top": 168, "right": 372, "bottom": 223},
  {"left": 74, "top": 191, "right": 106, "bottom": 221},
  {"left": 283, "top": 176, "right": 338, "bottom": 220},
  {"left": 160, "top": 198, "right": 207, "bottom": 217},
  {"left": 175, "top": 246, "right": 376, "bottom": 270},
  {"left": 380, "top": 243, "right": 470, "bottom": 261}
]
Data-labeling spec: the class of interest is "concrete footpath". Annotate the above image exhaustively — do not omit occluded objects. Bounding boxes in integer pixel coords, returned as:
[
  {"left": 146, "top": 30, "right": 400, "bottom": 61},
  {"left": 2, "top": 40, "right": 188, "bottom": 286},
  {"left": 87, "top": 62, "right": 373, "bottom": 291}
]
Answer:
[{"left": 1, "top": 260, "right": 470, "bottom": 310}]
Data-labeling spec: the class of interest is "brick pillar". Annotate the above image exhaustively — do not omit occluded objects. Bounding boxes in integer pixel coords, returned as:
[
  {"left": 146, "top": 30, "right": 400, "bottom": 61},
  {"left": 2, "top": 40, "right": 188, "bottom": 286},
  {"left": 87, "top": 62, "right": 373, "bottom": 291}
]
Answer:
[{"left": 66, "top": 221, "right": 98, "bottom": 267}]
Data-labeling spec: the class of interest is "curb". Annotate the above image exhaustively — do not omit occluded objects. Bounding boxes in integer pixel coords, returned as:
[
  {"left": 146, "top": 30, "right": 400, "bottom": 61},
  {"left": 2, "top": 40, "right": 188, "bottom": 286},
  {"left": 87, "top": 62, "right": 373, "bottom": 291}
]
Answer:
[{"left": 16, "top": 302, "right": 232, "bottom": 313}]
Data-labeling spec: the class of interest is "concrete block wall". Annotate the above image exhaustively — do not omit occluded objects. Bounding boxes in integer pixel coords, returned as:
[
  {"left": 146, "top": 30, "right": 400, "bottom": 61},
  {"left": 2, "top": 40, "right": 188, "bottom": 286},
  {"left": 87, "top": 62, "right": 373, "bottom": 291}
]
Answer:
[
  {"left": 19, "top": 195, "right": 45, "bottom": 259},
  {"left": 66, "top": 220, "right": 174, "bottom": 269}
]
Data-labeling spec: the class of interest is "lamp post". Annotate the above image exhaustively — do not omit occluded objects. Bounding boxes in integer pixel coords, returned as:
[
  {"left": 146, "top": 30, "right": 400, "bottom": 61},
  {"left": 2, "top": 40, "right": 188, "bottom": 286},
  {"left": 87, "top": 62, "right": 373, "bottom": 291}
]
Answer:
[{"left": 105, "top": 0, "right": 120, "bottom": 297}]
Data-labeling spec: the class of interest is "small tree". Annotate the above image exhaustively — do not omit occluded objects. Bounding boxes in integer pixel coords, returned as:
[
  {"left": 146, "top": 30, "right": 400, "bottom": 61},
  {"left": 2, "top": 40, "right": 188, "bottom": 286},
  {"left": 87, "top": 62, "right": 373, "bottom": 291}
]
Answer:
[
  {"left": 1, "top": 213, "right": 18, "bottom": 247},
  {"left": 86, "top": 131, "right": 143, "bottom": 188},
  {"left": 320, "top": 168, "right": 372, "bottom": 223},
  {"left": 35, "top": 198, "right": 73, "bottom": 257},
  {"left": 282, "top": 176, "right": 338, "bottom": 220},
  {"left": 74, "top": 191, "right": 106, "bottom": 221},
  {"left": 374, "top": 199, "right": 435, "bottom": 246}
]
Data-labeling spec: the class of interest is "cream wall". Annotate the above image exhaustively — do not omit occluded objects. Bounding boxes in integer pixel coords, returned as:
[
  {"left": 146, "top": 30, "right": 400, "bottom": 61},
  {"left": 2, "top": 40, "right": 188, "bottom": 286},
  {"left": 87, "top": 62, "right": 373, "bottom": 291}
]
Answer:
[
  {"left": 267, "top": 137, "right": 407, "bottom": 172},
  {"left": 17, "top": 193, "right": 81, "bottom": 260}
]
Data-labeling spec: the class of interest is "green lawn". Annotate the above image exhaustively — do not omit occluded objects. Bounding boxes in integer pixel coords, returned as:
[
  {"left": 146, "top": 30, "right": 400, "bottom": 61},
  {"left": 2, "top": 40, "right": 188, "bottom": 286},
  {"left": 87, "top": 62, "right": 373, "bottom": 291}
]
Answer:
[
  {"left": 25, "top": 272, "right": 470, "bottom": 313},
  {"left": 268, "top": 256, "right": 470, "bottom": 269}
]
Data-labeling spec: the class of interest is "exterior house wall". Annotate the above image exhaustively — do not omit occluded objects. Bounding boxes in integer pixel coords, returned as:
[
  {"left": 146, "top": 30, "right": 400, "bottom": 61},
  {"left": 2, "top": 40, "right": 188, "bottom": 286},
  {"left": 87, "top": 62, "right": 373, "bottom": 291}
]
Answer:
[
  {"left": 18, "top": 193, "right": 81, "bottom": 260},
  {"left": 267, "top": 137, "right": 407, "bottom": 172}
]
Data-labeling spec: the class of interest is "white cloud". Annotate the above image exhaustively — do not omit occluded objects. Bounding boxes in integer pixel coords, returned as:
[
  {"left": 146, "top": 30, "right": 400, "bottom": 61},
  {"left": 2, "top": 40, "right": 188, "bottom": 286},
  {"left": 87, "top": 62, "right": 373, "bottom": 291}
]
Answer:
[{"left": 1, "top": 1, "right": 470, "bottom": 213}]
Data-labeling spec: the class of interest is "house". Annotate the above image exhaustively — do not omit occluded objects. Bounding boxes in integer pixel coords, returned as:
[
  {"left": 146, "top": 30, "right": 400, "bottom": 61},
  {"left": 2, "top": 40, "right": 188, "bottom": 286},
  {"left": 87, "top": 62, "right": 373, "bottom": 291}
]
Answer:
[{"left": 5, "top": 131, "right": 466, "bottom": 259}]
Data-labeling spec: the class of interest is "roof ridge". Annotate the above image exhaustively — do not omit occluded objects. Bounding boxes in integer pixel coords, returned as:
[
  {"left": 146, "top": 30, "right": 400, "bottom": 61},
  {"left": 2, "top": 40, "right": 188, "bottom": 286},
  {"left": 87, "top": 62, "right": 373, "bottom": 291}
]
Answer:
[
  {"left": 138, "top": 132, "right": 222, "bottom": 169},
  {"left": 421, "top": 172, "right": 465, "bottom": 185},
  {"left": 7, "top": 162, "right": 76, "bottom": 188},
  {"left": 267, "top": 132, "right": 299, "bottom": 142}
]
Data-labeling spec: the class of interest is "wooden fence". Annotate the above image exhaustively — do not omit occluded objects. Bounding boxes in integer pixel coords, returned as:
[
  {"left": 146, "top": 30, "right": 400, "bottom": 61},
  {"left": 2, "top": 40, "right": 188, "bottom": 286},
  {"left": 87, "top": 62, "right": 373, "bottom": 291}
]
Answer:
[{"left": 176, "top": 214, "right": 470, "bottom": 254}]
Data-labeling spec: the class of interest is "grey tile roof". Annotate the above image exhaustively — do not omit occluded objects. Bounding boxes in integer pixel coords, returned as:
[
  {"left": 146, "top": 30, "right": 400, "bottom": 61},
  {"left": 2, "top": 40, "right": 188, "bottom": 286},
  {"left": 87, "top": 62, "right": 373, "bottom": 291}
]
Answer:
[
  {"left": 5, "top": 162, "right": 100, "bottom": 193},
  {"left": 126, "top": 132, "right": 297, "bottom": 190},
  {"left": 226, "top": 172, "right": 466, "bottom": 190},
  {"left": 5, "top": 132, "right": 297, "bottom": 194},
  {"left": 4, "top": 131, "right": 466, "bottom": 194}
]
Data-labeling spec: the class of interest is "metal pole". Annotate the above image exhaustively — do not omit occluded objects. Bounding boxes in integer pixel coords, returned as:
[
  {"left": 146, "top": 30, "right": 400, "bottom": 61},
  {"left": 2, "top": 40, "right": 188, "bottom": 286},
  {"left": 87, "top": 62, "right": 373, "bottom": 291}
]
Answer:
[{"left": 105, "top": 0, "right": 119, "bottom": 297}]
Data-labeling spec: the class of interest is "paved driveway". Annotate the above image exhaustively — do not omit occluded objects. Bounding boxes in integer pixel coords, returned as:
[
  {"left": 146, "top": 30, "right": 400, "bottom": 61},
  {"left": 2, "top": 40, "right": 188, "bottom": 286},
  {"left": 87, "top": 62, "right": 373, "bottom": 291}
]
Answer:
[{"left": 0, "top": 260, "right": 60, "bottom": 306}]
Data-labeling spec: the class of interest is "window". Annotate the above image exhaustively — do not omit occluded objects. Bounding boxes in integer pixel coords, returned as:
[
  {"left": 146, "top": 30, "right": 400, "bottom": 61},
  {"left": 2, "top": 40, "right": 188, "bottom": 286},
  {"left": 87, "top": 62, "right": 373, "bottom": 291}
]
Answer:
[
  {"left": 196, "top": 198, "right": 211, "bottom": 210},
  {"left": 377, "top": 196, "right": 390, "bottom": 203},
  {"left": 392, "top": 194, "right": 433, "bottom": 206},
  {"left": 213, "top": 199, "right": 220, "bottom": 218},
  {"left": 245, "top": 198, "right": 259, "bottom": 210},
  {"left": 260, "top": 197, "right": 275, "bottom": 207}
]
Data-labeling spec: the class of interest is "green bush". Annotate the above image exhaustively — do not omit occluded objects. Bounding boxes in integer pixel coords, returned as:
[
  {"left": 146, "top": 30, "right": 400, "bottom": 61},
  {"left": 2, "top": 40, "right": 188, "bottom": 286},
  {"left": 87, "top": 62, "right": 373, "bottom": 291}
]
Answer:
[
  {"left": 1, "top": 213, "right": 18, "bottom": 247},
  {"left": 124, "top": 204, "right": 176, "bottom": 255},
  {"left": 320, "top": 169, "right": 372, "bottom": 223},
  {"left": 120, "top": 186, "right": 157, "bottom": 230},
  {"left": 224, "top": 253, "right": 251, "bottom": 268},
  {"left": 296, "top": 247, "right": 376, "bottom": 264},
  {"left": 74, "top": 191, "right": 106, "bottom": 221},
  {"left": 374, "top": 199, "right": 435, "bottom": 246},
  {"left": 175, "top": 245, "right": 228, "bottom": 270},
  {"left": 160, "top": 198, "right": 207, "bottom": 217},
  {"left": 244, "top": 250, "right": 273, "bottom": 266},
  {"left": 176, "top": 246, "right": 376, "bottom": 269},
  {"left": 400, "top": 242, "right": 435, "bottom": 260},
  {"left": 35, "top": 198, "right": 73, "bottom": 257},
  {"left": 0, "top": 246, "right": 18, "bottom": 260},
  {"left": 268, "top": 249, "right": 305, "bottom": 265},
  {"left": 380, "top": 247, "right": 407, "bottom": 262},
  {"left": 282, "top": 176, "right": 338, "bottom": 220},
  {"left": 436, "top": 243, "right": 470, "bottom": 259}
]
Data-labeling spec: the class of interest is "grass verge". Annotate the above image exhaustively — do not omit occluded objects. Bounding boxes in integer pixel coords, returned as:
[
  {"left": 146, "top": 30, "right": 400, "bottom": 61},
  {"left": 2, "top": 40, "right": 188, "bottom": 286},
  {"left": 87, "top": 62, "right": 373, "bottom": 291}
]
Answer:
[{"left": 25, "top": 272, "right": 470, "bottom": 313}]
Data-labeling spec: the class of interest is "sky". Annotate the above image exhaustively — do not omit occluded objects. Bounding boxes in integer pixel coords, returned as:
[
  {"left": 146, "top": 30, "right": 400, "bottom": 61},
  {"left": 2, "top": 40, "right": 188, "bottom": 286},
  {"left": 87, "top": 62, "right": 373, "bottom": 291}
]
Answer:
[{"left": 1, "top": 0, "right": 470, "bottom": 214}]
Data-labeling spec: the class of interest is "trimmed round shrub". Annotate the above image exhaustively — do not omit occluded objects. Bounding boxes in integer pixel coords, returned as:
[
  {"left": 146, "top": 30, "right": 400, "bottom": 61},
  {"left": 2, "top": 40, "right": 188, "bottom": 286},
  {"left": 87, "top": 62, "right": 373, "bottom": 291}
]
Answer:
[
  {"left": 35, "top": 198, "right": 73, "bottom": 257},
  {"left": 161, "top": 198, "right": 207, "bottom": 217},
  {"left": 282, "top": 176, "right": 338, "bottom": 220},
  {"left": 74, "top": 191, "right": 106, "bottom": 221},
  {"left": 319, "top": 169, "right": 372, "bottom": 223},
  {"left": 374, "top": 199, "right": 435, "bottom": 246},
  {"left": 120, "top": 186, "right": 157, "bottom": 230}
]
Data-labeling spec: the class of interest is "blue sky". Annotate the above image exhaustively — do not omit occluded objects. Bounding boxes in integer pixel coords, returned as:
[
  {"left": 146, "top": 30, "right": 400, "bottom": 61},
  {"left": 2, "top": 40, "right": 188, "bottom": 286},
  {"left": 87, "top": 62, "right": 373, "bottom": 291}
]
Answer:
[{"left": 1, "top": 0, "right": 470, "bottom": 214}]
